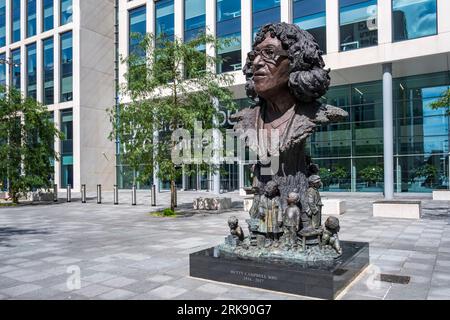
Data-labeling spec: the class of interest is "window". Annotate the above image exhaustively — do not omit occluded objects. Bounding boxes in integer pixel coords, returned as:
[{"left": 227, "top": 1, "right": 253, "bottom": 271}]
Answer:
[
  {"left": 43, "top": 0, "right": 53, "bottom": 32},
  {"left": 60, "top": 32, "right": 72, "bottom": 102},
  {"left": 217, "top": 0, "right": 241, "bottom": 73},
  {"left": 27, "top": 0, "right": 37, "bottom": 37},
  {"left": 252, "top": 0, "right": 280, "bottom": 38},
  {"left": 11, "top": 0, "right": 21, "bottom": 43},
  {"left": 43, "top": 37, "right": 54, "bottom": 105},
  {"left": 128, "top": 6, "right": 146, "bottom": 57},
  {"left": 392, "top": 0, "right": 437, "bottom": 42},
  {"left": 60, "top": 109, "right": 73, "bottom": 189},
  {"left": 60, "top": 0, "right": 73, "bottom": 25},
  {"left": 339, "top": 0, "right": 378, "bottom": 51},
  {"left": 156, "top": 0, "right": 174, "bottom": 44},
  {"left": 293, "top": 0, "right": 327, "bottom": 54},
  {"left": 11, "top": 48, "right": 20, "bottom": 89},
  {"left": 26, "top": 43, "right": 37, "bottom": 99},
  {"left": 184, "top": 0, "right": 205, "bottom": 42},
  {"left": 0, "top": 53, "right": 5, "bottom": 86},
  {"left": 0, "top": 0, "right": 6, "bottom": 47}
]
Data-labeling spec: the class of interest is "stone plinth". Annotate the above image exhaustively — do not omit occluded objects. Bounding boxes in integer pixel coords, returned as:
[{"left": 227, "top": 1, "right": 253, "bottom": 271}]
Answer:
[
  {"left": 190, "top": 241, "right": 369, "bottom": 300},
  {"left": 373, "top": 200, "right": 421, "bottom": 219},
  {"left": 193, "top": 197, "right": 232, "bottom": 210},
  {"left": 322, "top": 199, "right": 346, "bottom": 215},
  {"left": 433, "top": 190, "right": 450, "bottom": 201}
]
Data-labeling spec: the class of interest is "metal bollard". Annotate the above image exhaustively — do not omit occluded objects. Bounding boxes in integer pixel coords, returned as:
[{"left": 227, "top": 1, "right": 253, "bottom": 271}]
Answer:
[
  {"left": 114, "top": 185, "right": 119, "bottom": 205},
  {"left": 97, "top": 184, "right": 102, "bottom": 204},
  {"left": 132, "top": 185, "right": 137, "bottom": 206},
  {"left": 53, "top": 184, "right": 58, "bottom": 202},
  {"left": 67, "top": 184, "right": 71, "bottom": 202},
  {"left": 151, "top": 184, "right": 156, "bottom": 206},
  {"left": 81, "top": 184, "right": 86, "bottom": 203}
]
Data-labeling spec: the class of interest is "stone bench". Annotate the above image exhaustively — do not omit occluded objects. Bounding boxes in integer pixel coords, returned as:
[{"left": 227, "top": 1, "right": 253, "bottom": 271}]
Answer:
[
  {"left": 432, "top": 190, "right": 450, "bottom": 201},
  {"left": 322, "top": 199, "right": 346, "bottom": 215},
  {"left": 193, "top": 197, "right": 232, "bottom": 210},
  {"left": 373, "top": 200, "right": 421, "bottom": 219}
]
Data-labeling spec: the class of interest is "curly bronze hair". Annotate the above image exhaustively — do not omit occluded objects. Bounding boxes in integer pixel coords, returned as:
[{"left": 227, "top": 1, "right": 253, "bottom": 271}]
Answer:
[{"left": 243, "top": 22, "right": 330, "bottom": 103}]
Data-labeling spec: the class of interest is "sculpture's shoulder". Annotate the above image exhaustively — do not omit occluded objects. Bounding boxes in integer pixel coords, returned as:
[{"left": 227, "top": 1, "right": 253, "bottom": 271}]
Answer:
[
  {"left": 231, "top": 105, "right": 259, "bottom": 132},
  {"left": 313, "top": 103, "right": 348, "bottom": 124}
]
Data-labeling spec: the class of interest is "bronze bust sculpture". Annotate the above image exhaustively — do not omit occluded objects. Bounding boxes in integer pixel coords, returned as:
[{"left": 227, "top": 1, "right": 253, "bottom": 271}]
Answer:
[{"left": 232, "top": 22, "right": 348, "bottom": 212}]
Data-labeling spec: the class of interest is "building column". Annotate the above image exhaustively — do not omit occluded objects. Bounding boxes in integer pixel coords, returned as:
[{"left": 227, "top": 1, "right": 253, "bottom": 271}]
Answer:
[
  {"left": 377, "top": 0, "right": 392, "bottom": 44},
  {"left": 241, "top": 0, "right": 252, "bottom": 66},
  {"left": 238, "top": 162, "right": 244, "bottom": 194},
  {"left": 280, "top": 0, "right": 292, "bottom": 23},
  {"left": 383, "top": 63, "right": 394, "bottom": 199},
  {"left": 325, "top": 0, "right": 339, "bottom": 54}
]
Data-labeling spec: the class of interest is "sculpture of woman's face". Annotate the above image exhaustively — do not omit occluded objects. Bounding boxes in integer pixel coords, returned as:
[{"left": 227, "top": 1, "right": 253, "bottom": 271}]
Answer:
[{"left": 251, "top": 33, "right": 290, "bottom": 100}]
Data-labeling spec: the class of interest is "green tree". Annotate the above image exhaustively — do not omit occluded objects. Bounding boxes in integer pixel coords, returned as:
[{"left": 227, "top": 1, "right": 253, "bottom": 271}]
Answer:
[
  {"left": 413, "top": 163, "right": 438, "bottom": 188},
  {"left": 110, "top": 32, "right": 236, "bottom": 211},
  {"left": 430, "top": 88, "right": 450, "bottom": 115},
  {"left": 359, "top": 165, "right": 383, "bottom": 186},
  {"left": 0, "top": 86, "right": 61, "bottom": 204}
]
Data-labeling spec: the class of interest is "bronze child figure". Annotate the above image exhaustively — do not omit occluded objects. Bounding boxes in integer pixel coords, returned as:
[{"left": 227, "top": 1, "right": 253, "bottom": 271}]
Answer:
[
  {"left": 322, "top": 216, "right": 342, "bottom": 256},
  {"left": 283, "top": 192, "right": 301, "bottom": 249},
  {"left": 258, "top": 181, "right": 283, "bottom": 248},
  {"left": 228, "top": 216, "right": 245, "bottom": 242},
  {"left": 305, "top": 175, "right": 323, "bottom": 229}
]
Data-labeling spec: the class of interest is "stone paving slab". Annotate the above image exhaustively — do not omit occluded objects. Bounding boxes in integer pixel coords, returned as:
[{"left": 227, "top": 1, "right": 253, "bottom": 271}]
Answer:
[{"left": 0, "top": 191, "right": 449, "bottom": 300}]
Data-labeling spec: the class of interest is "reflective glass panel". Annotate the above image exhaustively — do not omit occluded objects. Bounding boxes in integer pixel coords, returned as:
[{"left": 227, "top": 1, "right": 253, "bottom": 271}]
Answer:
[
  {"left": 392, "top": 0, "right": 437, "bottom": 41},
  {"left": 27, "top": 0, "right": 36, "bottom": 37},
  {"left": 252, "top": 0, "right": 280, "bottom": 38},
  {"left": 156, "top": 0, "right": 174, "bottom": 42},
  {"left": 0, "top": 53, "right": 5, "bottom": 87},
  {"left": 217, "top": 0, "right": 241, "bottom": 73},
  {"left": 293, "top": 0, "right": 326, "bottom": 53},
  {"left": 11, "top": 0, "right": 20, "bottom": 43},
  {"left": 60, "top": 109, "right": 73, "bottom": 188},
  {"left": 43, "top": 0, "right": 53, "bottom": 32},
  {"left": 26, "top": 43, "right": 37, "bottom": 99},
  {"left": 129, "top": 6, "right": 146, "bottom": 57},
  {"left": 60, "top": 32, "right": 72, "bottom": 102},
  {"left": 43, "top": 37, "right": 54, "bottom": 105},
  {"left": 11, "top": 48, "right": 20, "bottom": 89},
  {"left": 339, "top": 0, "right": 378, "bottom": 51},
  {"left": 0, "top": 0, "right": 6, "bottom": 47},
  {"left": 60, "top": 0, "right": 73, "bottom": 25}
]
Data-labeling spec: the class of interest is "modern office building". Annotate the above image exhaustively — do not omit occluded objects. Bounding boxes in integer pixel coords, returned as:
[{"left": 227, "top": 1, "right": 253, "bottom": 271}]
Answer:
[
  {"left": 0, "top": 0, "right": 116, "bottom": 192},
  {"left": 118, "top": 0, "right": 450, "bottom": 195}
]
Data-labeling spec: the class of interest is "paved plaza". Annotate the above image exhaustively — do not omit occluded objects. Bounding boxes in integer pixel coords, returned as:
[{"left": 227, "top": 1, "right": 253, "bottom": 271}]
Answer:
[{"left": 0, "top": 190, "right": 449, "bottom": 300}]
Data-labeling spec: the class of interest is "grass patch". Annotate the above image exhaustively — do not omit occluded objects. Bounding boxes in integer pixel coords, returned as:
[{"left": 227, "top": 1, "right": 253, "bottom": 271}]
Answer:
[
  {"left": 150, "top": 208, "right": 177, "bottom": 217},
  {"left": 0, "top": 202, "right": 17, "bottom": 207}
]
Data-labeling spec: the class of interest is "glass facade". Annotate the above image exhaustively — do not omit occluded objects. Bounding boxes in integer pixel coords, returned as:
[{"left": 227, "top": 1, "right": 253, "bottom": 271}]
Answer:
[
  {"left": 43, "top": 0, "right": 53, "bottom": 32},
  {"left": 339, "top": 0, "right": 378, "bottom": 51},
  {"left": 393, "top": 72, "right": 449, "bottom": 192},
  {"left": 184, "top": 0, "right": 205, "bottom": 42},
  {"left": 308, "top": 72, "right": 450, "bottom": 193},
  {"left": 60, "top": 31, "right": 73, "bottom": 102},
  {"left": 26, "top": 43, "right": 37, "bottom": 99},
  {"left": 128, "top": 6, "right": 146, "bottom": 57},
  {"left": 0, "top": 52, "right": 5, "bottom": 86},
  {"left": 43, "top": 37, "right": 54, "bottom": 105},
  {"left": 27, "top": 0, "right": 36, "bottom": 38},
  {"left": 11, "top": 48, "right": 20, "bottom": 89},
  {"left": 293, "top": 0, "right": 327, "bottom": 54},
  {"left": 156, "top": 0, "right": 174, "bottom": 44},
  {"left": 11, "top": 0, "right": 20, "bottom": 43},
  {"left": 252, "top": 0, "right": 280, "bottom": 38},
  {"left": 0, "top": 0, "right": 5, "bottom": 47},
  {"left": 60, "top": 0, "right": 73, "bottom": 25},
  {"left": 60, "top": 109, "right": 73, "bottom": 189},
  {"left": 216, "top": 0, "right": 241, "bottom": 73},
  {"left": 392, "top": 0, "right": 437, "bottom": 42}
]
